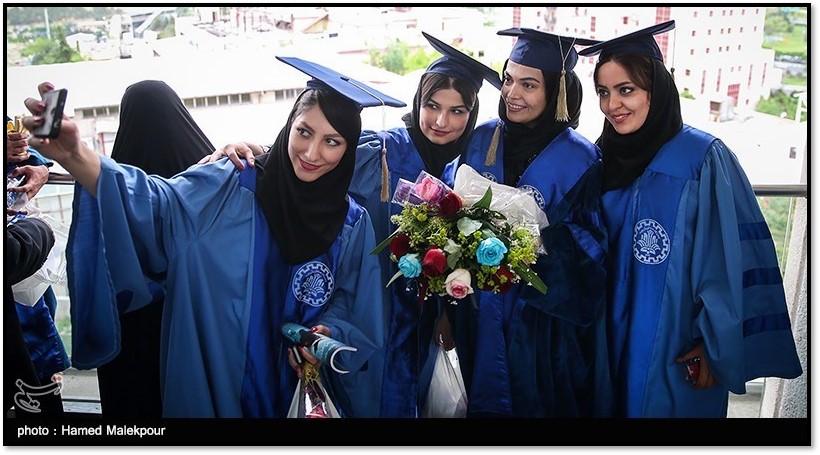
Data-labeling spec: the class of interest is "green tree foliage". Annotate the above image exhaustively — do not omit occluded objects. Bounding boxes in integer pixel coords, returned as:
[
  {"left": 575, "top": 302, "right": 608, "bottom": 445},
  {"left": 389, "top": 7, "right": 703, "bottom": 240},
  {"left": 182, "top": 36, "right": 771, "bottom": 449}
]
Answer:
[
  {"left": 370, "top": 40, "right": 437, "bottom": 75},
  {"left": 150, "top": 13, "right": 176, "bottom": 39},
  {"left": 21, "top": 27, "right": 84, "bottom": 64},
  {"left": 764, "top": 8, "right": 792, "bottom": 34},
  {"left": 756, "top": 90, "right": 808, "bottom": 122}
]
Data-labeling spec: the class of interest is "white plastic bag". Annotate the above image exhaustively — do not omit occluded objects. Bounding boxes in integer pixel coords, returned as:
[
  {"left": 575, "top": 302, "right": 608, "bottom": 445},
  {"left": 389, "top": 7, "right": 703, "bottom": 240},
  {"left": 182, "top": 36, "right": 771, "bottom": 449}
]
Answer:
[
  {"left": 12, "top": 214, "right": 69, "bottom": 306},
  {"left": 287, "top": 375, "right": 341, "bottom": 418},
  {"left": 422, "top": 345, "right": 468, "bottom": 418}
]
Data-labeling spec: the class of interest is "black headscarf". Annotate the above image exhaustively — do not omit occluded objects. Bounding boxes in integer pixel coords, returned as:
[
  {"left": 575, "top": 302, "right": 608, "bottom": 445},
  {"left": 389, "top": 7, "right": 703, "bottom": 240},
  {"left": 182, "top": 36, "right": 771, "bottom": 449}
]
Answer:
[
  {"left": 255, "top": 88, "right": 362, "bottom": 265},
  {"left": 403, "top": 74, "right": 480, "bottom": 179},
  {"left": 499, "top": 62, "right": 583, "bottom": 186},
  {"left": 111, "top": 80, "right": 213, "bottom": 177},
  {"left": 596, "top": 57, "right": 683, "bottom": 191}
]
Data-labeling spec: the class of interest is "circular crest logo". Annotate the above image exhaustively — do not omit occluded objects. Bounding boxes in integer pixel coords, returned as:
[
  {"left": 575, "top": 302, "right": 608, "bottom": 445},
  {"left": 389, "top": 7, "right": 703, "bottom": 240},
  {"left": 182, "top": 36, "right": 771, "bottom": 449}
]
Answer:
[
  {"left": 292, "top": 262, "right": 334, "bottom": 307},
  {"left": 480, "top": 171, "right": 498, "bottom": 182},
  {"left": 633, "top": 219, "right": 670, "bottom": 265},
  {"left": 519, "top": 185, "right": 545, "bottom": 209}
]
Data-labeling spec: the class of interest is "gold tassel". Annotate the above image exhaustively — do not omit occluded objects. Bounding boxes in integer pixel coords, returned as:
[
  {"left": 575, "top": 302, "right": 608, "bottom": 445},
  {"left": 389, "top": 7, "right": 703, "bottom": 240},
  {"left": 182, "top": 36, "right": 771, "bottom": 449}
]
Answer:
[
  {"left": 555, "top": 69, "right": 569, "bottom": 122},
  {"left": 484, "top": 120, "right": 502, "bottom": 167},
  {"left": 380, "top": 143, "right": 390, "bottom": 202}
]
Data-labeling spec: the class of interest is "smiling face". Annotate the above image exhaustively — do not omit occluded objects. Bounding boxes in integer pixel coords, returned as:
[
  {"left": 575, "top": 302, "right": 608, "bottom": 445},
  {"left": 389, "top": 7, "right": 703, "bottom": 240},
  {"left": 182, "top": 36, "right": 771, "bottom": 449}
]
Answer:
[
  {"left": 501, "top": 60, "right": 547, "bottom": 126},
  {"left": 419, "top": 87, "right": 472, "bottom": 145},
  {"left": 287, "top": 104, "right": 348, "bottom": 182},
  {"left": 595, "top": 60, "right": 651, "bottom": 135}
]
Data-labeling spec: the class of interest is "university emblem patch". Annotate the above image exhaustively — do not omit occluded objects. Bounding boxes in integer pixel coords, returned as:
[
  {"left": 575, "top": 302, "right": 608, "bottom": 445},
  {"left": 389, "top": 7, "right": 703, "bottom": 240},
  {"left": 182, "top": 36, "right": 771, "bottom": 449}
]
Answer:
[
  {"left": 480, "top": 171, "right": 497, "bottom": 182},
  {"left": 292, "top": 261, "right": 334, "bottom": 307},
  {"left": 519, "top": 185, "right": 546, "bottom": 209},
  {"left": 633, "top": 219, "right": 670, "bottom": 265}
]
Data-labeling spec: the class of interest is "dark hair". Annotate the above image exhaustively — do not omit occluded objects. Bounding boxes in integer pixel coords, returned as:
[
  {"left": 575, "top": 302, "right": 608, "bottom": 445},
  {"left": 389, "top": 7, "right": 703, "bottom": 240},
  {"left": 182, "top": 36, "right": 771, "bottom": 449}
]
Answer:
[
  {"left": 419, "top": 72, "right": 477, "bottom": 112},
  {"left": 593, "top": 53, "right": 654, "bottom": 93},
  {"left": 290, "top": 88, "right": 362, "bottom": 150}
]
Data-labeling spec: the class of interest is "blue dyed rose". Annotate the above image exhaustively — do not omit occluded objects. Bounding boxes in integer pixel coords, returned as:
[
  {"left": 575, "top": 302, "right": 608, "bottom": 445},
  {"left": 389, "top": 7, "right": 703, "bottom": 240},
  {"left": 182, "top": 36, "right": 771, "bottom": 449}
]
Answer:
[
  {"left": 476, "top": 237, "right": 508, "bottom": 266},
  {"left": 398, "top": 254, "right": 422, "bottom": 278}
]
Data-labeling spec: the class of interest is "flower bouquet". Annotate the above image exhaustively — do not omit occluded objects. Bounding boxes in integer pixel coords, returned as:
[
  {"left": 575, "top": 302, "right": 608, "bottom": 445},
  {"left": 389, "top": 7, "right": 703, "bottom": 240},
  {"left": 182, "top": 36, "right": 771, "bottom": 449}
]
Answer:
[{"left": 371, "top": 165, "right": 547, "bottom": 302}]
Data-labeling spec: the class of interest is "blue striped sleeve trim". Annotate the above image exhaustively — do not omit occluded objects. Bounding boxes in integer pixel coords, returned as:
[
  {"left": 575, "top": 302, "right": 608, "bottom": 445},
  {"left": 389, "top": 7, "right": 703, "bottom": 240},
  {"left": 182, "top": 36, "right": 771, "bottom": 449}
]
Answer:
[
  {"left": 738, "top": 221, "right": 772, "bottom": 241},
  {"left": 743, "top": 312, "right": 792, "bottom": 338},
  {"left": 743, "top": 267, "right": 783, "bottom": 288}
]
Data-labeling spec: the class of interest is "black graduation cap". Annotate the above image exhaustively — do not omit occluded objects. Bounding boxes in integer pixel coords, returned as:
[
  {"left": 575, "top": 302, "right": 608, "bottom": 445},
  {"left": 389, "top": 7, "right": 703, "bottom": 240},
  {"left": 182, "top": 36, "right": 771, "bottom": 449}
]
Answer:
[
  {"left": 497, "top": 27, "right": 599, "bottom": 74},
  {"left": 276, "top": 56, "right": 406, "bottom": 111},
  {"left": 421, "top": 31, "right": 502, "bottom": 91},
  {"left": 578, "top": 20, "right": 675, "bottom": 61}
]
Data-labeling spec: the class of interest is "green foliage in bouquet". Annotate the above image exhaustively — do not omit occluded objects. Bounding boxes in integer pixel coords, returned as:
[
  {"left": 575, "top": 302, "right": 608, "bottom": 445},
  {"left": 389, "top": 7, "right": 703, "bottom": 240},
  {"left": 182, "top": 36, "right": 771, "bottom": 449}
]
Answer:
[{"left": 372, "top": 186, "right": 547, "bottom": 301}]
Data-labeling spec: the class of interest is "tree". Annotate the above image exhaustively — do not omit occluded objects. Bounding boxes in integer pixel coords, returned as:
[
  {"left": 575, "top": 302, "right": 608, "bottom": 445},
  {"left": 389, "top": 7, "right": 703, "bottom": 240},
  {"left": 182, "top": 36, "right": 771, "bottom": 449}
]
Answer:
[
  {"left": 370, "top": 40, "right": 443, "bottom": 75},
  {"left": 21, "top": 27, "right": 84, "bottom": 65},
  {"left": 756, "top": 90, "right": 808, "bottom": 123}
]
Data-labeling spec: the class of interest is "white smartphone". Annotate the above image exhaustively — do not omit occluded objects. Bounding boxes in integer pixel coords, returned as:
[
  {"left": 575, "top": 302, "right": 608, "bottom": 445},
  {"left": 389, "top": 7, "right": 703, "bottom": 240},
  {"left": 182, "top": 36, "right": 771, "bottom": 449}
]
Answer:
[{"left": 32, "top": 88, "right": 67, "bottom": 139}]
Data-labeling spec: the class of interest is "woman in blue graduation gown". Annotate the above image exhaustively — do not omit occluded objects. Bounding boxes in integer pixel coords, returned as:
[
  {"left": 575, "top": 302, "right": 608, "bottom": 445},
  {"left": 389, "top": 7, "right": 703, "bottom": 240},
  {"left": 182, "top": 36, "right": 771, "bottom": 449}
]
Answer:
[
  {"left": 442, "top": 28, "right": 613, "bottom": 417},
  {"left": 206, "top": 33, "right": 502, "bottom": 418},
  {"left": 350, "top": 32, "right": 501, "bottom": 418},
  {"left": 579, "top": 20, "right": 802, "bottom": 417},
  {"left": 23, "top": 58, "right": 405, "bottom": 418}
]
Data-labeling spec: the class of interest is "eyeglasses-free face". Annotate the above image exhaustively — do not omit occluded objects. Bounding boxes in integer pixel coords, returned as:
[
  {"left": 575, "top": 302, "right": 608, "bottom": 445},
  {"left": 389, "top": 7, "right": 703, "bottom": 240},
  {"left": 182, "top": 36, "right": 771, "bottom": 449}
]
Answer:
[
  {"left": 288, "top": 105, "right": 348, "bottom": 183},
  {"left": 595, "top": 60, "right": 651, "bottom": 135}
]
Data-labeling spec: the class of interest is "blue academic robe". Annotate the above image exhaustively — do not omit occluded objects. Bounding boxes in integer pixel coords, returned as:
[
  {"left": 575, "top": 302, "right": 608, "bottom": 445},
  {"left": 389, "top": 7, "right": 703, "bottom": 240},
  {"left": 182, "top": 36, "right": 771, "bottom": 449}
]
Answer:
[
  {"left": 67, "top": 157, "right": 384, "bottom": 417},
  {"left": 350, "top": 128, "right": 440, "bottom": 417},
  {"left": 442, "top": 119, "right": 613, "bottom": 417},
  {"left": 602, "top": 125, "right": 802, "bottom": 417}
]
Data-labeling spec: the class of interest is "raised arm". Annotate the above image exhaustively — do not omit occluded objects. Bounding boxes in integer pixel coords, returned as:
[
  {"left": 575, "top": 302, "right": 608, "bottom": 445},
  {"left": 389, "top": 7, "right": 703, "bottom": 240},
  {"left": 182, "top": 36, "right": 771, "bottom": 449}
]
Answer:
[{"left": 22, "top": 82, "right": 101, "bottom": 197}]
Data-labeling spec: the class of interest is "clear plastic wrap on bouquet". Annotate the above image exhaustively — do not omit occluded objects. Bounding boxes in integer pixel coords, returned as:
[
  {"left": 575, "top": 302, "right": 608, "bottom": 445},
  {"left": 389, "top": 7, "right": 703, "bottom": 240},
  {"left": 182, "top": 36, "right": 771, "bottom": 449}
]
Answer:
[
  {"left": 391, "top": 171, "right": 453, "bottom": 207},
  {"left": 452, "top": 165, "right": 549, "bottom": 230}
]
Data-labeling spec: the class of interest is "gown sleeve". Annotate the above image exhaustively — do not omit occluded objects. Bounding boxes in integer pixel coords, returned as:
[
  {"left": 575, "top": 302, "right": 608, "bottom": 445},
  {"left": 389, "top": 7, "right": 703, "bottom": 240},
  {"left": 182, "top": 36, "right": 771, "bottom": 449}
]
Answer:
[
  {"left": 7, "top": 217, "right": 54, "bottom": 284},
  {"left": 525, "top": 160, "right": 607, "bottom": 327},
  {"left": 67, "top": 157, "right": 244, "bottom": 368},
  {"left": 318, "top": 209, "right": 384, "bottom": 369},
  {"left": 317, "top": 207, "right": 386, "bottom": 417},
  {"left": 691, "top": 141, "right": 802, "bottom": 393},
  {"left": 348, "top": 130, "right": 384, "bottom": 204}
]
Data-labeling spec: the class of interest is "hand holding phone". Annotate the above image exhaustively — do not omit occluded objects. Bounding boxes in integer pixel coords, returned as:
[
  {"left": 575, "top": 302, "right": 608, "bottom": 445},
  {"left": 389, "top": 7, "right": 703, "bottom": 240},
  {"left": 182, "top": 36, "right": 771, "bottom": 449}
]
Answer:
[{"left": 32, "top": 88, "right": 67, "bottom": 139}]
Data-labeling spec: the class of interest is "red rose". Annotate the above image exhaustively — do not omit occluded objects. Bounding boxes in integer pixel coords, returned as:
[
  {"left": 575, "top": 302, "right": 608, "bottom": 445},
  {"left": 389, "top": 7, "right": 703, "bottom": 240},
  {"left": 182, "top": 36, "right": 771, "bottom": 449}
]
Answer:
[
  {"left": 389, "top": 233, "right": 411, "bottom": 257},
  {"left": 439, "top": 192, "right": 463, "bottom": 217},
  {"left": 478, "top": 266, "right": 515, "bottom": 294},
  {"left": 422, "top": 248, "right": 447, "bottom": 277}
]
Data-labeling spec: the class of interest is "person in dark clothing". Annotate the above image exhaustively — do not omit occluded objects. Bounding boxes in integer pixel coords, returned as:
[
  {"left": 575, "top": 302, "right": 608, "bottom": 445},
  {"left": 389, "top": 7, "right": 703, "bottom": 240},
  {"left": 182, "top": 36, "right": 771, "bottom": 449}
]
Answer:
[
  {"left": 95, "top": 80, "right": 215, "bottom": 417},
  {"left": 6, "top": 216, "right": 63, "bottom": 417}
]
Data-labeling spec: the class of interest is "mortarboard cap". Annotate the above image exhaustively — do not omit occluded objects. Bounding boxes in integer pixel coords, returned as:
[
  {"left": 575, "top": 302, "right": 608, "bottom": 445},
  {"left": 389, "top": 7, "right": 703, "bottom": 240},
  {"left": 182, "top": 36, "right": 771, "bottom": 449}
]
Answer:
[
  {"left": 497, "top": 28, "right": 598, "bottom": 122},
  {"left": 578, "top": 20, "right": 675, "bottom": 61},
  {"left": 421, "top": 31, "right": 502, "bottom": 91},
  {"left": 276, "top": 56, "right": 406, "bottom": 111},
  {"left": 497, "top": 28, "right": 599, "bottom": 74}
]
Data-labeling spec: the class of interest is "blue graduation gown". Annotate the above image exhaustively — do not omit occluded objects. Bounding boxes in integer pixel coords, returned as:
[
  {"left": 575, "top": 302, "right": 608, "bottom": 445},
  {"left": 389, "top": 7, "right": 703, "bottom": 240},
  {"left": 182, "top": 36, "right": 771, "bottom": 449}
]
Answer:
[
  {"left": 602, "top": 125, "right": 802, "bottom": 417},
  {"left": 350, "top": 129, "right": 440, "bottom": 417},
  {"left": 67, "top": 157, "right": 384, "bottom": 417},
  {"left": 442, "top": 119, "right": 613, "bottom": 417}
]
